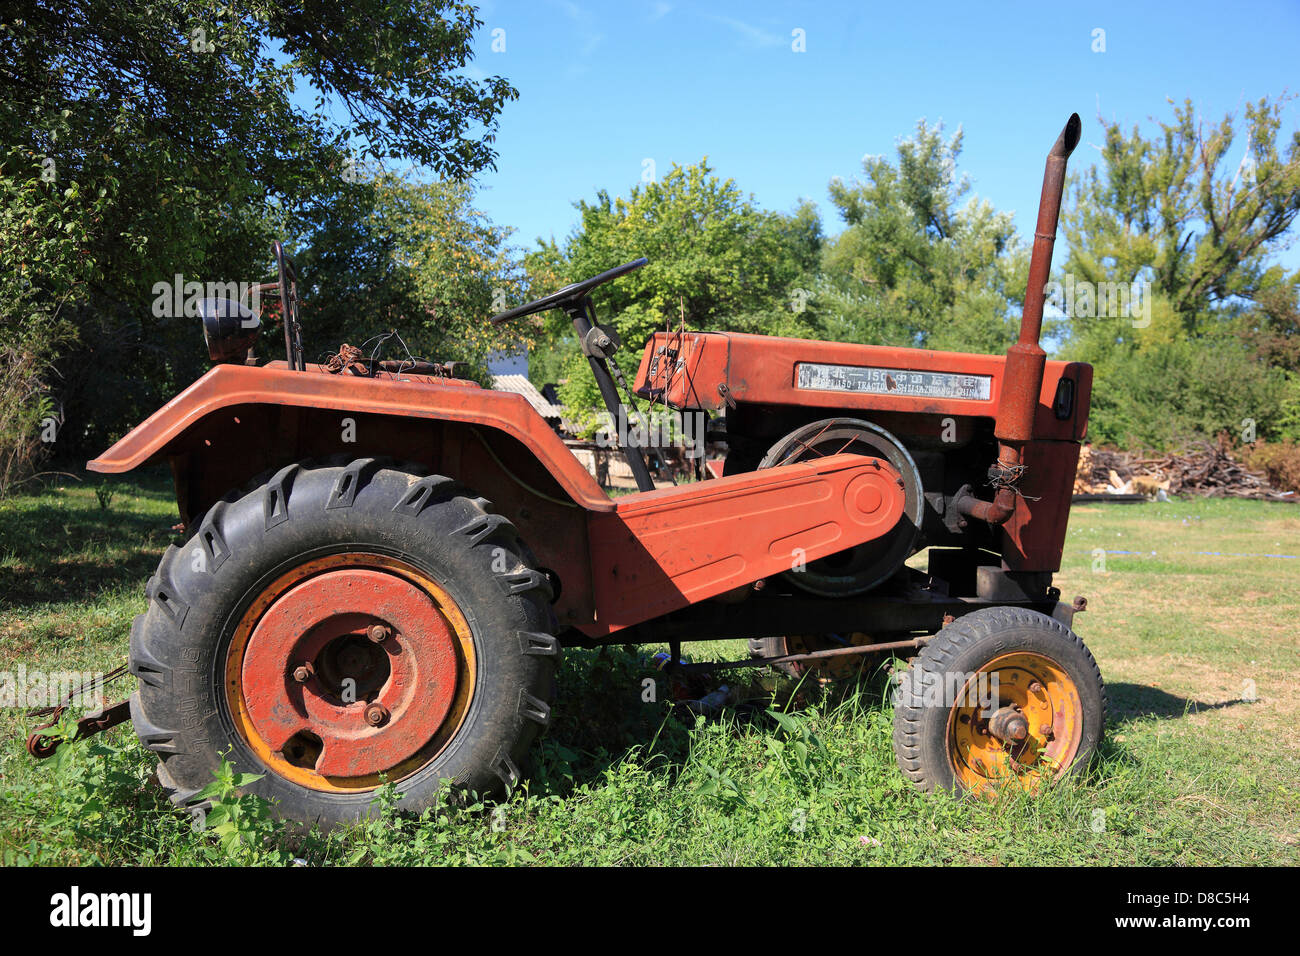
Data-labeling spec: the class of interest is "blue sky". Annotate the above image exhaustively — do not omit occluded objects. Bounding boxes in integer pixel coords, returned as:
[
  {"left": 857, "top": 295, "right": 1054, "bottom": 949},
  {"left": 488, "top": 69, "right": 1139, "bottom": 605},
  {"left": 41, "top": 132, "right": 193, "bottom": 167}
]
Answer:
[{"left": 426, "top": 0, "right": 1299, "bottom": 270}]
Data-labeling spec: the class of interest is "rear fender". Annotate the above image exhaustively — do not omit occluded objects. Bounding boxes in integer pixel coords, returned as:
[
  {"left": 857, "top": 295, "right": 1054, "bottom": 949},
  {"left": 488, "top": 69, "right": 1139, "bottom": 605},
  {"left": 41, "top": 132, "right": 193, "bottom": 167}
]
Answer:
[
  {"left": 89, "top": 364, "right": 609, "bottom": 507},
  {"left": 91, "top": 366, "right": 906, "bottom": 637},
  {"left": 89, "top": 365, "right": 611, "bottom": 626}
]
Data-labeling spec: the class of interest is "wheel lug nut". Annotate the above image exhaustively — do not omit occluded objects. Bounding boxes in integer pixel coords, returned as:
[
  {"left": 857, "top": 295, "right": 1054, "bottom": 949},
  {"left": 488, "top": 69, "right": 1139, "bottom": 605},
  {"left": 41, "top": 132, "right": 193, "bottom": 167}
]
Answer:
[
  {"left": 292, "top": 662, "right": 314, "bottom": 683},
  {"left": 1029, "top": 682, "right": 1043, "bottom": 694},
  {"left": 367, "top": 623, "right": 390, "bottom": 644},
  {"left": 364, "top": 702, "right": 390, "bottom": 726}
]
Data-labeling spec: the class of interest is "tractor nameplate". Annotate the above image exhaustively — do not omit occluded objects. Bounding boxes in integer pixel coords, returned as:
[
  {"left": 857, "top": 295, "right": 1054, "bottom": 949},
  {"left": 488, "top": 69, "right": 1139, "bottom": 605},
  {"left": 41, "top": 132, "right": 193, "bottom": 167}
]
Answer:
[{"left": 795, "top": 363, "right": 993, "bottom": 401}]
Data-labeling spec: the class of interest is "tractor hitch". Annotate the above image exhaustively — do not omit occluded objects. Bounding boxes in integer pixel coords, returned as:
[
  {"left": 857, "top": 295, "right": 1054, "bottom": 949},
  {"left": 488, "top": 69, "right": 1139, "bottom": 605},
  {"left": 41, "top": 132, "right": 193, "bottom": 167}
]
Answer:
[
  {"left": 24, "top": 663, "right": 133, "bottom": 760},
  {"left": 27, "top": 700, "right": 132, "bottom": 759}
]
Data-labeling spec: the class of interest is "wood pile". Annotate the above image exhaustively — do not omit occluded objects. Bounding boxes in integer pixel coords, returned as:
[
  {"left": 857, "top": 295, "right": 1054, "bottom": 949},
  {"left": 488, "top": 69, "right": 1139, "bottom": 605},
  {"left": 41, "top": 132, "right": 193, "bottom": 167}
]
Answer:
[{"left": 1074, "top": 440, "right": 1294, "bottom": 500}]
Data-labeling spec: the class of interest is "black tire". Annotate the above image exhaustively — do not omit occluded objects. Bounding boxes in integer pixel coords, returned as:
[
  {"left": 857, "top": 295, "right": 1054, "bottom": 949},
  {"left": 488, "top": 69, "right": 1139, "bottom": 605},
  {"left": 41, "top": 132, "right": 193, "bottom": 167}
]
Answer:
[
  {"left": 128, "top": 458, "right": 560, "bottom": 829},
  {"left": 892, "top": 606, "right": 1106, "bottom": 793}
]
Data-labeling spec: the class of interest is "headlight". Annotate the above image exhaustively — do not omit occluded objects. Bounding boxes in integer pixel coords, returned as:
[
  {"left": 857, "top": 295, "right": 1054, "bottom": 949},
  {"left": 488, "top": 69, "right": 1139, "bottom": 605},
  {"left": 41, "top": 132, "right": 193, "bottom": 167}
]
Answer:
[{"left": 199, "top": 297, "right": 261, "bottom": 363}]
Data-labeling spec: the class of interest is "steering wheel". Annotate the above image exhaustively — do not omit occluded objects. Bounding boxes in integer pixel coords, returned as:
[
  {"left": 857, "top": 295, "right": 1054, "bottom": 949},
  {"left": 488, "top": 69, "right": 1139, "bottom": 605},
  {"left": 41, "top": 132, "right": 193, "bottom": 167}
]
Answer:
[
  {"left": 490, "top": 258, "right": 647, "bottom": 325},
  {"left": 487, "top": 255, "right": 659, "bottom": 493}
]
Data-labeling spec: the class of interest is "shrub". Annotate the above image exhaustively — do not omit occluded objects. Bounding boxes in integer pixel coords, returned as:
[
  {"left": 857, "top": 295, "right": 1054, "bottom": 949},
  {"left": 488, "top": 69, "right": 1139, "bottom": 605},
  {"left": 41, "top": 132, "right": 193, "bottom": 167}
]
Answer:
[
  {"left": 1243, "top": 440, "right": 1300, "bottom": 494},
  {"left": 0, "top": 345, "right": 58, "bottom": 497}
]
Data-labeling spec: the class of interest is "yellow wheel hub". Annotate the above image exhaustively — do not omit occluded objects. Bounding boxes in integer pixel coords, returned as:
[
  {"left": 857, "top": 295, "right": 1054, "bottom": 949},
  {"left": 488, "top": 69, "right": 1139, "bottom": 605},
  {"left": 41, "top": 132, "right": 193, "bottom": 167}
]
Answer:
[{"left": 947, "top": 651, "right": 1083, "bottom": 792}]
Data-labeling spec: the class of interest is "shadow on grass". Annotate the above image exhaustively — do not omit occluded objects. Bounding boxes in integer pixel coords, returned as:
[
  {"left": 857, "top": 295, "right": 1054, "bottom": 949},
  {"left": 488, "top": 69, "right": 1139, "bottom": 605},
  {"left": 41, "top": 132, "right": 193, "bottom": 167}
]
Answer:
[
  {"left": 528, "top": 644, "right": 897, "bottom": 798},
  {"left": 0, "top": 481, "right": 178, "bottom": 610},
  {"left": 1106, "top": 681, "right": 1250, "bottom": 721},
  {"left": 526, "top": 646, "right": 693, "bottom": 796}
]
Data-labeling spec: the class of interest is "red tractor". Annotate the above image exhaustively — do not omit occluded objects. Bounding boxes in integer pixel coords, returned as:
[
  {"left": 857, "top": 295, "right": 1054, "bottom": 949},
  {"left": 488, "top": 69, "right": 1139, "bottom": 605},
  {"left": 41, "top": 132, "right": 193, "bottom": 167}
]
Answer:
[{"left": 56, "top": 114, "right": 1103, "bottom": 826}]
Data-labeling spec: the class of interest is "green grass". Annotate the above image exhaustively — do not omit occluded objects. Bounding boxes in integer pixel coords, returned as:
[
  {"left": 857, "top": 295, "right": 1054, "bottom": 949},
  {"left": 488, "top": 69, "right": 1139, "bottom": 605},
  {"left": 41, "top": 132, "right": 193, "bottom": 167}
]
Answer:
[{"left": 1, "top": 473, "right": 1297, "bottom": 865}]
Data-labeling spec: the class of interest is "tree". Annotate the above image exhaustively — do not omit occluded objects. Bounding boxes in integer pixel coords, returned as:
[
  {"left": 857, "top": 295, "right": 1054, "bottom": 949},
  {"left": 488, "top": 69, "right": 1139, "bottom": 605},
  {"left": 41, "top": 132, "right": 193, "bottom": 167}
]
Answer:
[
  {"left": 1063, "top": 96, "right": 1300, "bottom": 326},
  {"left": 1084, "top": 333, "right": 1286, "bottom": 448},
  {"left": 819, "top": 120, "right": 1026, "bottom": 354},
  {"left": 296, "top": 171, "right": 533, "bottom": 379},
  {"left": 539, "top": 160, "right": 823, "bottom": 419},
  {"left": 560, "top": 161, "right": 821, "bottom": 346},
  {"left": 1058, "top": 97, "right": 1300, "bottom": 446},
  {"left": 0, "top": 0, "right": 516, "bottom": 462}
]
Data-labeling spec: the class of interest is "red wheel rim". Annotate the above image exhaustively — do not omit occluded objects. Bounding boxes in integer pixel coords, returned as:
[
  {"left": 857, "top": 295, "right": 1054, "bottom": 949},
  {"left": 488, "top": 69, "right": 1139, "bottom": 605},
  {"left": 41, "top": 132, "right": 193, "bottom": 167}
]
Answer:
[{"left": 225, "top": 554, "right": 476, "bottom": 792}]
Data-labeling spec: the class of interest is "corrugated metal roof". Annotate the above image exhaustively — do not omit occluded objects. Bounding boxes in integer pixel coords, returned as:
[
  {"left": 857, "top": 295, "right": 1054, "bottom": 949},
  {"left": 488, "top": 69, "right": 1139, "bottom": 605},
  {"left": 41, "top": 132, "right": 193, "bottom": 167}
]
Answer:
[{"left": 491, "top": 374, "right": 565, "bottom": 419}]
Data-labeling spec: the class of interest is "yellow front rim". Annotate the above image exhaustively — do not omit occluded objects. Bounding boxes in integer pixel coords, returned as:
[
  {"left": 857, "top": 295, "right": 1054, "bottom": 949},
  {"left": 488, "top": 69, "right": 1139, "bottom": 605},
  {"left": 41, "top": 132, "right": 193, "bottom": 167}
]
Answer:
[{"left": 947, "top": 652, "right": 1083, "bottom": 792}]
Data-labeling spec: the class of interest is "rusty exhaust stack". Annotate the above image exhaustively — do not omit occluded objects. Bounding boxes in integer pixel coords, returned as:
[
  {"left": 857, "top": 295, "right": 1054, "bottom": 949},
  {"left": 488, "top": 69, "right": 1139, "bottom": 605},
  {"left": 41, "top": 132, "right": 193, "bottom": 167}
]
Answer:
[{"left": 956, "top": 113, "right": 1081, "bottom": 526}]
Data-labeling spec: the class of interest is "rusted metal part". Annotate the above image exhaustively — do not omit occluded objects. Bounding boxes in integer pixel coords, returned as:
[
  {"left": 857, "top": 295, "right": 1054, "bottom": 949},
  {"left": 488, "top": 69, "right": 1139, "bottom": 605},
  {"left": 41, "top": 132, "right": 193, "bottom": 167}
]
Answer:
[
  {"left": 25, "top": 663, "right": 132, "bottom": 758},
  {"left": 567, "top": 295, "right": 657, "bottom": 493},
  {"left": 630, "top": 329, "right": 1091, "bottom": 573},
  {"left": 271, "top": 241, "right": 305, "bottom": 371},
  {"left": 239, "top": 568, "right": 458, "bottom": 778},
  {"left": 324, "top": 343, "right": 366, "bottom": 374},
  {"left": 1001, "top": 114, "right": 1083, "bottom": 428},
  {"left": 89, "top": 372, "right": 907, "bottom": 638},
  {"left": 601, "top": 587, "right": 1072, "bottom": 648},
  {"left": 85, "top": 362, "right": 616, "bottom": 508},
  {"left": 220, "top": 552, "right": 478, "bottom": 793},
  {"left": 25, "top": 663, "right": 130, "bottom": 720},
  {"left": 673, "top": 635, "right": 932, "bottom": 675},
  {"left": 26, "top": 699, "right": 132, "bottom": 759},
  {"left": 324, "top": 342, "right": 460, "bottom": 378},
  {"left": 25, "top": 730, "right": 59, "bottom": 758},
  {"left": 1000, "top": 439, "right": 1084, "bottom": 569},
  {"left": 987, "top": 704, "right": 1029, "bottom": 742},
  {"left": 633, "top": 330, "right": 1090, "bottom": 442},
  {"left": 586, "top": 453, "right": 907, "bottom": 633},
  {"left": 952, "top": 114, "right": 1084, "bottom": 531},
  {"left": 948, "top": 650, "right": 1083, "bottom": 790},
  {"left": 1072, "top": 595, "right": 1088, "bottom": 613}
]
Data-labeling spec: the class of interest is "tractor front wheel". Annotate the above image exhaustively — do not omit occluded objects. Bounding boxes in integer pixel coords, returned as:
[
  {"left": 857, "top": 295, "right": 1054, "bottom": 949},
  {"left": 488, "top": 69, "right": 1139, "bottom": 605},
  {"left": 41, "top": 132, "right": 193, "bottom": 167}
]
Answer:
[
  {"left": 128, "top": 459, "right": 559, "bottom": 829},
  {"left": 892, "top": 606, "right": 1105, "bottom": 794}
]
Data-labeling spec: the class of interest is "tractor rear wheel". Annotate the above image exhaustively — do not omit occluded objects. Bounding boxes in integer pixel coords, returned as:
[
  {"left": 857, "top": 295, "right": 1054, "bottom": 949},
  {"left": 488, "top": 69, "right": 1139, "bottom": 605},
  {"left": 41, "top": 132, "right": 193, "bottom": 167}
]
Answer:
[
  {"left": 892, "top": 606, "right": 1105, "bottom": 794},
  {"left": 128, "top": 458, "right": 559, "bottom": 829}
]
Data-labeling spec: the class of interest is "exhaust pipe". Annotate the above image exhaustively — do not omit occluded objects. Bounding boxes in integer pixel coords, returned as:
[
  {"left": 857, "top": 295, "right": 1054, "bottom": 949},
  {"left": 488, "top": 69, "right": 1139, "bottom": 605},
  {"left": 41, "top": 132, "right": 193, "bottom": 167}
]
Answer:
[{"left": 956, "top": 113, "right": 1081, "bottom": 526}]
